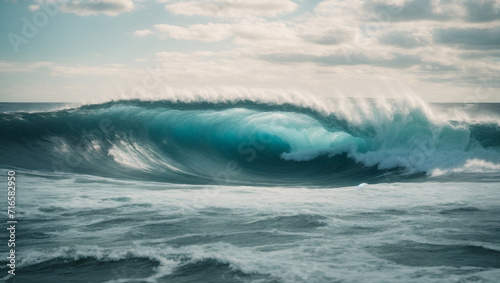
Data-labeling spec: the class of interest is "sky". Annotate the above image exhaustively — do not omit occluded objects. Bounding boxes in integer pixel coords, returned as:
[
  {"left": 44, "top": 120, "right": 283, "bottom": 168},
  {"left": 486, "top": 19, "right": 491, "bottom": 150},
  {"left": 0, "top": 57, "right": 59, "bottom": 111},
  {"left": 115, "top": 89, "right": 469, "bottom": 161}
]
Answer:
[{"left": 0, "top": 0, "right": 499, "bottom": 102}]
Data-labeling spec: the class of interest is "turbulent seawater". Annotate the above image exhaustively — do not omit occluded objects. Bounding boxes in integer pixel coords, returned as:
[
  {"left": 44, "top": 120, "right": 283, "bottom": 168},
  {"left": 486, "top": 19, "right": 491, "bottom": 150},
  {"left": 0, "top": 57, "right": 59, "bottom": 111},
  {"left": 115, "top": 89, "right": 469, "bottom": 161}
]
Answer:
[{"left": 0, "top": 98, "right": 499, "bottom": 282}]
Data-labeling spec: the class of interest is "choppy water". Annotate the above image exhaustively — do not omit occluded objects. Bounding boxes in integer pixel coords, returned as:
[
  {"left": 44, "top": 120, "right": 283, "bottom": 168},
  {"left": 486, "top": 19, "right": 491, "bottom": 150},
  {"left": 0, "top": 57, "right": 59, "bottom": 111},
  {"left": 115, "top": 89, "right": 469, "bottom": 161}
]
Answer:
[{"left": 1, "top": 98, "right": 499, "bottom": 282}]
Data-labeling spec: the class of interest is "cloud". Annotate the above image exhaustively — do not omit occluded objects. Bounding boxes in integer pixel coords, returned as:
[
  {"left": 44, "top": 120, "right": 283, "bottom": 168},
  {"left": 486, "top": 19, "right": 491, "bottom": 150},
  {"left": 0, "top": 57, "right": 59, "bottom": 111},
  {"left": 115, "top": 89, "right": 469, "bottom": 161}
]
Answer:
[
  {"left": 133, "top": 29, "right": 153, "bottom": 37},
  {"left": 459, "top": 50, "right": 500, "bottom": 59},
  {"left": 153, "top": 20, "right": 300, "bottom": 44},
  {"left": 165, "top": 0, "right": 298, "bottom": 18},
  {"left": 361, "top": 0, "right": 500, "bottom": 23},
  {"left": 261, "top": 52, "right": 433, "bottom": 69},
  {"left": 296, "top": 26, "right": 353, "bottom": 45},
  {"left": 434, "top": 27, "right": 500, "bottom": 49},
  {"left": 154, "top": 23, "right": 233, "bottom": 42},
  {"left": 48, "top": 63, "right": 131, "bottom": 77},
  {"left": 0, "top": 61, "right": 54, "bottom": 73},
  {"left": 379, "top": 30, "right": 432, "bottom": 48},
  {"left": 28, "top": 5, "right": 41, "bottom": 12},
  {"left": 7, "top": 0, "right": 500, "bottom": 102},
  {"left": 464, "top": 0, "right": 500, "bottom": 22},
  {"left": 0, "top": 60, "right": 131, "bottom": 77},
  {"left": 60, "top": 0, "right": 135, "bottom": 16},
  {"left": 362, "top": 0, "right": 459, "bottom": 22}
]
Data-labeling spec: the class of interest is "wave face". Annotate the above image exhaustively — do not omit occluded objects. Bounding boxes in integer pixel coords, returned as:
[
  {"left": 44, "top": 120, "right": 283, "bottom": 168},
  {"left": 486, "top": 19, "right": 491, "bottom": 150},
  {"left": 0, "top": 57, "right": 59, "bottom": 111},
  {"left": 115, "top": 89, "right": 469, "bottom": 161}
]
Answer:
[{"left": 1, "top": 99, "right": 499, "bottom": 186}]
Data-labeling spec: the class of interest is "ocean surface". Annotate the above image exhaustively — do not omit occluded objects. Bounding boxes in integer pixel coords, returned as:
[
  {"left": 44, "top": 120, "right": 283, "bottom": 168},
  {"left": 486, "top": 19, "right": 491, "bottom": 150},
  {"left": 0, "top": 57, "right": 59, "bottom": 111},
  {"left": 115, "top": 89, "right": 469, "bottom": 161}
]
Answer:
[{"left": 0, "top": 98, "right": 499, "bottom": 282}]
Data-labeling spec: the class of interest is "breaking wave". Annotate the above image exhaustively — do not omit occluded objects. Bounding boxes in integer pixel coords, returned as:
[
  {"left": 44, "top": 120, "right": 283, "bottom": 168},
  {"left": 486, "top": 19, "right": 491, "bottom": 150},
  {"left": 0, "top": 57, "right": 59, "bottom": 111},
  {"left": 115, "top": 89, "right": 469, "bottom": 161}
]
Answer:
[{"left": 1, "top": 97, "right": 499, "bottom": 186}]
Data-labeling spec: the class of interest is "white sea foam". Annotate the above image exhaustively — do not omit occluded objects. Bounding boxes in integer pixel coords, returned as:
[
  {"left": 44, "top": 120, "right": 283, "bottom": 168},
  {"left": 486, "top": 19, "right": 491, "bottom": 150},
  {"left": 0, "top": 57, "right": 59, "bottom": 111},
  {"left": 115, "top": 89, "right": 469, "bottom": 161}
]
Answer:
[
  {"left": 12, "top": 169, "right": 500, "bottom": 282},
  {"left": 431, "top": 158, "right": 500, "bottom": 176}
]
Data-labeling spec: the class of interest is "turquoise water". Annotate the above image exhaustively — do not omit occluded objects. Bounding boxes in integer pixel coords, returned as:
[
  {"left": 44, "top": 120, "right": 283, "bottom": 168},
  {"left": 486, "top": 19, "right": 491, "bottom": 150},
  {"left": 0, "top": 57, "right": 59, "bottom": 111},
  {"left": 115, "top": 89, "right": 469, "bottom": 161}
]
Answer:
[{"left": 1, "top": 99, "right": 499, "bottom": 282}]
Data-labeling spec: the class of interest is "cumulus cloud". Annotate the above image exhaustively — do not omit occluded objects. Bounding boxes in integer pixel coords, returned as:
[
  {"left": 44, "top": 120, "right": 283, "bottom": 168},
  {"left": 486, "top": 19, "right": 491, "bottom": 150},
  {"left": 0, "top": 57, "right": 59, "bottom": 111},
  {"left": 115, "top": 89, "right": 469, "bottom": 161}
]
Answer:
[
  {"left": 165, "top": 0, "right": 298, "bottom": 18},
  {"left": 153, "top": 20, "right": 300, "bottom": 45},
  {"left": 145, "top": 0, "right": 499, "bottom": 74},
  {"left": 28, "top": 5, "right": 41, "bottom": 12},
  {"left": 434, "top": 26, "right": 500, "bottom": 49},
  {"left": 12, "top": 0, "right": 499, "bottom": 102},
  {"left": 296, "top": 26, "right": 353, "bottom": 46},
  {"left": 60, "top": 0, "right": 135, "bottom": 16},
  {"left": 361, "top": 0, "right": 500, "bottom": 23},
  {"left": 154, "top": 23, "right": 233, "bottom": 42},
  {"left": 360, "top": 0, "right": 468, "bottom": 22},
  {"left": 133, "top": 29, "right": 153, "bottom": 37},
  {"left": 261, "top": 52, "right": 437, "bottom": 69},
  {"left": 464, "top": 0, "right": 500, "bottom": 22},
  {"left": 379, "top": 30, "right": 433, "bottom": 48}
]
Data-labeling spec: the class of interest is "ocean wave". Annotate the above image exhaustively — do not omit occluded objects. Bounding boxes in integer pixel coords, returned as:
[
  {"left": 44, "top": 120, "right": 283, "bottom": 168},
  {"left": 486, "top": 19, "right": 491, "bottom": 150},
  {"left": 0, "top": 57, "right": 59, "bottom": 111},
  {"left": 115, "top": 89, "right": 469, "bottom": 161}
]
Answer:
[
  {"left": 11, "top": 240, "right": 500, "bottom": 283},
  {"left": 1, "top": 98, "right": 499, "bottom": 185}
]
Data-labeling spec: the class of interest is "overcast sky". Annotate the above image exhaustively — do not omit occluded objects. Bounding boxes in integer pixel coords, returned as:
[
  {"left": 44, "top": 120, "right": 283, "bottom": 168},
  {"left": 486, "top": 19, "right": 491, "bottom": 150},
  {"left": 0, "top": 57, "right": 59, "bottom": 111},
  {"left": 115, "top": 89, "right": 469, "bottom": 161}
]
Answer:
[{"left": 0, "top": 0, "right": 499, "bottom": 102}]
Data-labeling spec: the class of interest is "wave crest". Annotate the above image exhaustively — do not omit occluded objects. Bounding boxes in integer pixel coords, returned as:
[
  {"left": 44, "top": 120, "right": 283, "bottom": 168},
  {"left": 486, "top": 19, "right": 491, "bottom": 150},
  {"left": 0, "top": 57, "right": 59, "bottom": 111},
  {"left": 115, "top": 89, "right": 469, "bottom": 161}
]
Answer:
[{"left": 1, "top": 98, "right": 499, "bottom": 185}]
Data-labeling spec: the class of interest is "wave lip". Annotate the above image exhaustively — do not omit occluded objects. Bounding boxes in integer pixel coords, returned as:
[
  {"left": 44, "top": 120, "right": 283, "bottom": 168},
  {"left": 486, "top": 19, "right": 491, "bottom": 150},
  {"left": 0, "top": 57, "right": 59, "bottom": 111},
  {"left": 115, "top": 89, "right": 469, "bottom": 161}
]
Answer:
[{"left": 1, "top": 99, "right": 499, "bottom": 185}]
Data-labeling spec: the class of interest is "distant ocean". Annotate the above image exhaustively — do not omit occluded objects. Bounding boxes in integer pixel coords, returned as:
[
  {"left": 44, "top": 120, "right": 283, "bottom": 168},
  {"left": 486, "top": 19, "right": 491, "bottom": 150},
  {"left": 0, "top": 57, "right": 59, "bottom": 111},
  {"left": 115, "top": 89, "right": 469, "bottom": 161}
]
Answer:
[{"left": 1, "top": 98, "right": 499, "bottom": 282}]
